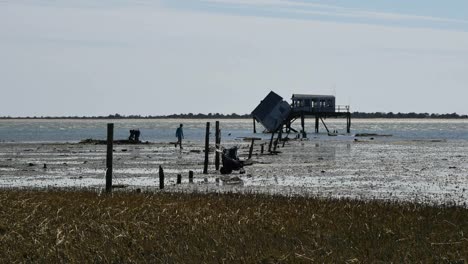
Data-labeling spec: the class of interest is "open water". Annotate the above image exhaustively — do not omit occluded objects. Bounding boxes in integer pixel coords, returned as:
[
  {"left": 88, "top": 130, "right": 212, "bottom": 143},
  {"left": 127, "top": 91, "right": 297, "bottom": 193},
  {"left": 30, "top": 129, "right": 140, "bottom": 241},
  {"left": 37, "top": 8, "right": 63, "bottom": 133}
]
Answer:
[{"left": 0, "top": 118, "right": 467, "bottom": 143}]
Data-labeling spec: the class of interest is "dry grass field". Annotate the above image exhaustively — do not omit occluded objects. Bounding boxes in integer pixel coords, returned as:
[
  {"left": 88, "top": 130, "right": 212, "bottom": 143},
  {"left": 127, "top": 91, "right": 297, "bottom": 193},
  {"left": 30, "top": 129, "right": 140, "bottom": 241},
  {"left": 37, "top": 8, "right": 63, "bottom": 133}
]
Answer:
[{"left": 0, "top": 190, "right": 467, "bottom": 263}]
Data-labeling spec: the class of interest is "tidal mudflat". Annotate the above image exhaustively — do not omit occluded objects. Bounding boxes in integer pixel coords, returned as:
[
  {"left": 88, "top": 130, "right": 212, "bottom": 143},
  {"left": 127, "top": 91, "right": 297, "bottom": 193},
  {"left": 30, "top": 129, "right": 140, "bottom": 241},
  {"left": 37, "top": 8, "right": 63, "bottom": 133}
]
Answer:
[{"left": 0, "top": 136, "right": 466, "bottom": 206}]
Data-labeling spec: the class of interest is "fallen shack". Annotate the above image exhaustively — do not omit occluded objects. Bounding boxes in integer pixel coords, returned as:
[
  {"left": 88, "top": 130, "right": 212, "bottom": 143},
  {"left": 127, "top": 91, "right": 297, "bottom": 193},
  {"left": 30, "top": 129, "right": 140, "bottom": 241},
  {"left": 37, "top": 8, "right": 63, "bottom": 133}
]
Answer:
[{"left": 252, "top": 91, "right": 351, "bottom": 136}]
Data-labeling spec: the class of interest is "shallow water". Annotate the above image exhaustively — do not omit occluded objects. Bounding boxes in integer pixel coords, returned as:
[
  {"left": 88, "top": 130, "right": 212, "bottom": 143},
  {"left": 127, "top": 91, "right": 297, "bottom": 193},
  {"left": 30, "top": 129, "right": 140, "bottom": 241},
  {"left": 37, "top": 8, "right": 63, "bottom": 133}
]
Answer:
[{"left": 0, "top": 118, "right": 467, "bottom": 143}]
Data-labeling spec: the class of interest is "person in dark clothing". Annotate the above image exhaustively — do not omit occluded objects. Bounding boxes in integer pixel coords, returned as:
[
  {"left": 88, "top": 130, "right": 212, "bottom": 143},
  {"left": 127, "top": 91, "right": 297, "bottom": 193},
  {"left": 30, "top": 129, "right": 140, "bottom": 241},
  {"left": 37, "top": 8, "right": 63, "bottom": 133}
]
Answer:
[
  {"left": 175, "top": 124, "right": 184, "bottom": 149},
  {"left": 129, "top": 129, "right": 141, "bottom": 143},
  {"left": 134, "top": 129, "right": 140, "bottom": 142}
]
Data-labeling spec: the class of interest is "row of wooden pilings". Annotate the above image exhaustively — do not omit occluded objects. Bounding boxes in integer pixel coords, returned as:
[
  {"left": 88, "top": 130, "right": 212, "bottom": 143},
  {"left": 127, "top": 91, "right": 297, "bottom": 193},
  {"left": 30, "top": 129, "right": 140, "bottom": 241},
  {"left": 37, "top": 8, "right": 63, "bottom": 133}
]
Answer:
[{"left": 105, "top": 121, "right": 235, "bottom": 193}]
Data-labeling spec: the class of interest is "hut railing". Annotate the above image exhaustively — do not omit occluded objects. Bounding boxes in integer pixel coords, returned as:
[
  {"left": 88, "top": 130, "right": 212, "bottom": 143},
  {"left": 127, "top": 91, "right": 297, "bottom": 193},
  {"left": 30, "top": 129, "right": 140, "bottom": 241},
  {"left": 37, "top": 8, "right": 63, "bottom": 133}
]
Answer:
[
  {"left": 335, "top": 105, "right": 350, "bottom": 113},
  {"left": 291, "top": 105, "right": 350, "bottom": 114}
]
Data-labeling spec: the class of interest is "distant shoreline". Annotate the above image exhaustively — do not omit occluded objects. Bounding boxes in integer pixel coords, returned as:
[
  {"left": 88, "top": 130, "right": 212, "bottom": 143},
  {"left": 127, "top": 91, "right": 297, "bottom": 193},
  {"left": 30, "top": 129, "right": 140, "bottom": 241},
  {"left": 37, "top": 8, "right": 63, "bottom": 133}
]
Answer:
[{"left": 0, "top": 112, "right": 467, "bottom": 120}]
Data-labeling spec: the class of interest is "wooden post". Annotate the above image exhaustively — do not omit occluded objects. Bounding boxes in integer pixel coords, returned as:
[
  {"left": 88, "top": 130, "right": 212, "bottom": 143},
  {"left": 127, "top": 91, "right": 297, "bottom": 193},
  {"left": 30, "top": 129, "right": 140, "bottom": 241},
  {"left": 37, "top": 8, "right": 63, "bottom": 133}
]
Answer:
[
  {"left": 253, "top": 118, "right": 257, "bottom": 133},
  {"left": 248, "top": 139, "right": 255, "bottom": 159},
  {"left": 315, "top": 116, "right": 319, "bottom": 133},
  {"left": 268, "top": 132, "right": 275, "bottom": 153},
  {"left": 301, "top": 113, "right": 305, "bottom": 136},
  {"left": 215, "top": 121, "right": 220, "bottom": 170},
  {"left": 261, "top": 144, "right": 264, "bottom": 154},
  {"left": 177, "top": 174, "right": 182, "bottom": 184},
  {"left": 347, "top": 115, "right": 349, "bottom": 133},
  {"left": 189, "top": 170, "right": 194, "bottom": 183},
  {"left": 279, "top": 124, "right": 283, "bottom": 141},
  {"left": 203, "top": 122, "right": 210, "bottom": 174},
  {"left": 105, "top": 123, "right": 113, "bottom": 193},
  {"left": 349, "top": 115, "right": 351, "bottom": 133},
  {"left": 274, "top": 128, "right": 282, "bottom": 152},
  {"left": 347, "top": 113, "right": 351, "bottom": 133},
  {"left": 159, "top": 165, "right": 164, "bottom": 189}
]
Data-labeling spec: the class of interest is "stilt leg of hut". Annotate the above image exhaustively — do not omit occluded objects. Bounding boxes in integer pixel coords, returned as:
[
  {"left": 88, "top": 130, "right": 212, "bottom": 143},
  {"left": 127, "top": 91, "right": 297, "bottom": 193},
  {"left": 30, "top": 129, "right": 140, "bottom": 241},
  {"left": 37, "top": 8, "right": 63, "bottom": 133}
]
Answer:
[
  {"left": 315, "top": 116, "right": 319, "bottom": 133},
  {"left": 284, "top": 123, "right": 290, "bottom": 146},
  {"left": 320, "top": 117, "right": 330, "bottom": 134},
  {"left": 279, "top": 125, "right": 283, "bottom": 141},
  {"left": 286, "top": 117, "right": 298, "bottom": 133},
  {"left": 253, "top": 118, "right": 257, "bottom": 134},
  {"left": 346, "top": 115, "right": 349, "bottom": 133}
]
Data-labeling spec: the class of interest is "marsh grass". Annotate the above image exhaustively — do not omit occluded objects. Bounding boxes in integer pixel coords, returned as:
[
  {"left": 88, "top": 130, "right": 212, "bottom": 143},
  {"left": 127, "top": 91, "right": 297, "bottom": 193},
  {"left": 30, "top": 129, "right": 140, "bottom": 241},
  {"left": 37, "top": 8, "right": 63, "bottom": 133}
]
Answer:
[{"left": 0, "top": 190, "right": 467, "bottom": 263}]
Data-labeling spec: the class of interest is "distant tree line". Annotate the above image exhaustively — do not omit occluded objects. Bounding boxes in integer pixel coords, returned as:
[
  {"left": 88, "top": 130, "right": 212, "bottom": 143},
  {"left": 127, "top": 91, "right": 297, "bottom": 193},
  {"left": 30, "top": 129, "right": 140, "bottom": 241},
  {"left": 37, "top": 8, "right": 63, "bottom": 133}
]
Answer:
[
  {"left": 0, "top": 112, "right": 467, "bottom": 119},
  {"left": 351, "top": 112, "right": 468, "bottom": 119},
  {"left": 0, "top": 113, "right": 252, "bottom": 119}
]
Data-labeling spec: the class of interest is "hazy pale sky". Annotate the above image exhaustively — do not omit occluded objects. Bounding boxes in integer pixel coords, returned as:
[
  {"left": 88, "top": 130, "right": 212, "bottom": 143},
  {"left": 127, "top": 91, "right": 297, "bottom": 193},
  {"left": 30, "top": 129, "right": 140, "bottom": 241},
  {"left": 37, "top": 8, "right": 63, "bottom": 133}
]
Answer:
[{"left": 1, "top": 0, "right": 467, "bottom": 116}]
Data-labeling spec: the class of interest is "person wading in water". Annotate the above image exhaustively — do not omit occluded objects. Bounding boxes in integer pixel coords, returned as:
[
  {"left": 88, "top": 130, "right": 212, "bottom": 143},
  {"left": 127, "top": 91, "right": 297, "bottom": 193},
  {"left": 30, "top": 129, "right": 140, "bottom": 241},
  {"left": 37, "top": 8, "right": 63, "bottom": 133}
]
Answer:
[{"left": 175, "top": 124, "right": 184, "bottom": 149}]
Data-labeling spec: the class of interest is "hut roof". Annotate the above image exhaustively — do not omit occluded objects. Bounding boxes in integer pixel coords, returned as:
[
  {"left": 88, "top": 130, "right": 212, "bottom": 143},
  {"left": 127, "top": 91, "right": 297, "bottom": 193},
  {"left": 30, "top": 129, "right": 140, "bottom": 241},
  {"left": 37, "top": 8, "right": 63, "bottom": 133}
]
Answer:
[{"left": 291, "top": 94, "right": 335, "bottom": 100}]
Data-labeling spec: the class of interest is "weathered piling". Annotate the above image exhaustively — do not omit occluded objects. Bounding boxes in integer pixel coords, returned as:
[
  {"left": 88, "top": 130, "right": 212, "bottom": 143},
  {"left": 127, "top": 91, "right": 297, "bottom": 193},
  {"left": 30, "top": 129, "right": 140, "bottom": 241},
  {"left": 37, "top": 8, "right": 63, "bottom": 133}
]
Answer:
[
  {"left": 203, "top": 122, "right": 210, "bottom": 174},
  {"left": 315, "top": 116, "right": 319, "bottom": 133},
  {"left": 273, "top": 128, "right": 282, "bottom": 152},
  {"left": 177, "top": 174, "right": 182, "bottom": 184},
  {"left": 189, "top": 170, "right": 194, "bottom": 183},
  {"left": 106, "top": 123, "right": 113, "bottom": 193},
  {"left": 301, "top": 113, "right": 305, "bottom": 136},
  {"left": 278, "top": 127, "right": 283, "bottom": 143},
  {"left": 268, "top": 132, "right": 275, "bottom": 153},
  {"left": 347, "top": 113, "right": 351, "bottom": 133},
  {"left": 261, "top": 144, "right": 264, "bottom": 154},
  {"left": 215, "top": 121, "right": 220, "bottom": 170},
  {"left": 320, "top": 117, "right": 330, "bottom": 133},
  {"left": 248, "top": 139, "right": 255, "bottom": 159},
  {"left": 253, "top": 118, "right": 257, "bottom": 133},
  {"left": 159, "top": 166, "right": 164, "bottom": 189}
]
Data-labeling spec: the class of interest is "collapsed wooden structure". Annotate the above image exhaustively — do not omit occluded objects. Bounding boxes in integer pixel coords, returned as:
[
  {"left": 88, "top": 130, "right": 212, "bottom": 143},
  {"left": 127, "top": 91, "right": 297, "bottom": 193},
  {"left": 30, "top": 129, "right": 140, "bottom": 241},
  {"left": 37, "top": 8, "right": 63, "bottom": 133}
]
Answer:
[{"left": 252, "top": 91, "right": 351, "bottom": 139}]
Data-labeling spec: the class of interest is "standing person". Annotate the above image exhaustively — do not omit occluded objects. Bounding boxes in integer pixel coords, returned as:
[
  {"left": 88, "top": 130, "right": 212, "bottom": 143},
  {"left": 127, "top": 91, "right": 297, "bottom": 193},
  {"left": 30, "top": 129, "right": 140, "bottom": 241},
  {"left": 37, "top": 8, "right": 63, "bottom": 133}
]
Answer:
[{"left": 175, "top": 124, "right": 184, "bottom": 149}]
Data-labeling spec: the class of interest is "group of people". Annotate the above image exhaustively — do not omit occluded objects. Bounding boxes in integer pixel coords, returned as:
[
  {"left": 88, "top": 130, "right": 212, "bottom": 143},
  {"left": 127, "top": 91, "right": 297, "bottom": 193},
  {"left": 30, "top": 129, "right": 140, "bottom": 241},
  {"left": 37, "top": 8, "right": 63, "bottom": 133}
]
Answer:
[{"left": 128, "top": 129, "right": 141, "bottom": 142}]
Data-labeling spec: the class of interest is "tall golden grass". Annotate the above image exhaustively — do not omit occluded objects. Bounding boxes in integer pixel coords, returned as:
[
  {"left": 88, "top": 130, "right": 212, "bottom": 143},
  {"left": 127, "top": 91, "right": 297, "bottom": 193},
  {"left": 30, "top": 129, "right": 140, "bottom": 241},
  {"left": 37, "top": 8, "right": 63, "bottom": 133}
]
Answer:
[{"left": 0, "top": 190, "right": 467, "bottom": 263}]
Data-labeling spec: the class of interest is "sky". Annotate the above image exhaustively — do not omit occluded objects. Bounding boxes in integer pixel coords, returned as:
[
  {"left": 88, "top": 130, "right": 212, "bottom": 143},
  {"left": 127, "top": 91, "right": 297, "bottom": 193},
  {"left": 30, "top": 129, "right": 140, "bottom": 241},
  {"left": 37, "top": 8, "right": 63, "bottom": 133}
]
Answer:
[{"left": 1, "top": 0, "right": 467, "bottom": 116}]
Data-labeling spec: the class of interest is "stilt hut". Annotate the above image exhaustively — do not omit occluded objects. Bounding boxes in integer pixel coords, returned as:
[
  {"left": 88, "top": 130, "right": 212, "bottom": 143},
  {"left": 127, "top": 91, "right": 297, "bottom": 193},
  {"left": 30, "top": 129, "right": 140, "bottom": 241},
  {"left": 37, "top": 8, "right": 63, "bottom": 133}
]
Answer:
[{"left": 291, "top": 94, "right": 335, "bottom": 114}]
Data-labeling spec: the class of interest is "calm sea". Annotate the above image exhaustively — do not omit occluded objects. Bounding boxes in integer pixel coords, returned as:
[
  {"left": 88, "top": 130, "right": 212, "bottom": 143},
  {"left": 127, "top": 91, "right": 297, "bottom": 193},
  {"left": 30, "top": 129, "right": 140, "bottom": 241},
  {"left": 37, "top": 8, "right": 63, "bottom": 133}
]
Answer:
[{"left": 0, "top": 119, "right": 467, "bottom": 143}]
